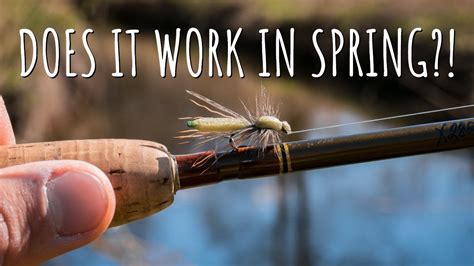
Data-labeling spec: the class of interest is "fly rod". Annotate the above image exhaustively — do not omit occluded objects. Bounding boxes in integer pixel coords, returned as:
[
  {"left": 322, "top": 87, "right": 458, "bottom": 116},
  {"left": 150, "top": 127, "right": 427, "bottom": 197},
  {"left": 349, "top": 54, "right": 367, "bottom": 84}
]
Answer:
[{"left": 0, "top": 117, "right": 472, "bottom": 227}]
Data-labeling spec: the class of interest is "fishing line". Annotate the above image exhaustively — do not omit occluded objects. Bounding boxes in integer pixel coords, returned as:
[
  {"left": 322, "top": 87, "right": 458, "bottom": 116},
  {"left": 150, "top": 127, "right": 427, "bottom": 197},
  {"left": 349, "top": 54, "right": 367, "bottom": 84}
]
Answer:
[{"left": 289, "top": 104, "right": 474, "bottom": 135}]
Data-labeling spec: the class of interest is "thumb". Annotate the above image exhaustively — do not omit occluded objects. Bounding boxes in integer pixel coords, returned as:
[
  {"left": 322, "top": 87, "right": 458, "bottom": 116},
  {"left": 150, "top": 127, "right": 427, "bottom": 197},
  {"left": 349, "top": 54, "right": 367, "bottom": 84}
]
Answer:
[{"left": 0, "top": 160, "right": 115, "bottom": 265}]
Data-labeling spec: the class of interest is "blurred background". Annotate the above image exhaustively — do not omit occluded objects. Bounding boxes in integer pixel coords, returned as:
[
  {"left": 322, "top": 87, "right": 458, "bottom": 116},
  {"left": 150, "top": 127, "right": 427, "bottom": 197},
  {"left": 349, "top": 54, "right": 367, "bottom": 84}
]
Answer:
[{"left": 1, "top": 0, "right": 474, "bottom": 265}]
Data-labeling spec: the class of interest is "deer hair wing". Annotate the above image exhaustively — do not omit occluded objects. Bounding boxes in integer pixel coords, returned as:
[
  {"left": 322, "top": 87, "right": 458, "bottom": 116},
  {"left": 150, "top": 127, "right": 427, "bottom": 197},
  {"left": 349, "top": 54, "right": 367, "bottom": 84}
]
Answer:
[{"left": 186, "top": 90, "right": 248, "bottom": 120}]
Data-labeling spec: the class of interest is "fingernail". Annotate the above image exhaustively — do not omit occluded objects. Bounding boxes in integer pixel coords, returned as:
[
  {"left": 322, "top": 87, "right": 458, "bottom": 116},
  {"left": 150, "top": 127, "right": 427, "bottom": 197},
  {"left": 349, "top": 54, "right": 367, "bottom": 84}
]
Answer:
[{"left": 47, "top": 171, "right": 108, "bottom": 236}]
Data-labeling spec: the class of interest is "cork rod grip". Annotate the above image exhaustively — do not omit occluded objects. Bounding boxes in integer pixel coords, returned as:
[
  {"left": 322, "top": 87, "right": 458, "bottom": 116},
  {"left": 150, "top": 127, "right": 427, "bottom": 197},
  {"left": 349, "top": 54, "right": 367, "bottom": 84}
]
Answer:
[{"left": 0, "top": 139, "right": 177, "bottom": 227}]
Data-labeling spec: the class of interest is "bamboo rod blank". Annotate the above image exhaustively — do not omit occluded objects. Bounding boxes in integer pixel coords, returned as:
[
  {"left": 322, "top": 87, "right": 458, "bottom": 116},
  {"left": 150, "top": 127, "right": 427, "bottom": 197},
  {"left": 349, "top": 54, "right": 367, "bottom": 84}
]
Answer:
[{"left": 177, "top": 118, "right": 474, "bottom": 188}]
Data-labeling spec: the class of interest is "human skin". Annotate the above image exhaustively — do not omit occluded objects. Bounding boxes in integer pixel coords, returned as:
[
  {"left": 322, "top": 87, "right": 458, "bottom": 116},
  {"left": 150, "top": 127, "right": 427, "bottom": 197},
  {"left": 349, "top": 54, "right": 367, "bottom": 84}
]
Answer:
[{"left": 0, "top": 96, "right": 116, "bottom": 265}]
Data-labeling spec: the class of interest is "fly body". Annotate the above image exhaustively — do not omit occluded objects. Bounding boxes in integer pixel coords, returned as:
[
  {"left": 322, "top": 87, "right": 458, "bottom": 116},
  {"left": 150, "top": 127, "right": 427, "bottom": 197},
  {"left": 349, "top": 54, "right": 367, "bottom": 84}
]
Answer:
[{"left": 186, "top": 117, "right": 252, "bottom": 132}]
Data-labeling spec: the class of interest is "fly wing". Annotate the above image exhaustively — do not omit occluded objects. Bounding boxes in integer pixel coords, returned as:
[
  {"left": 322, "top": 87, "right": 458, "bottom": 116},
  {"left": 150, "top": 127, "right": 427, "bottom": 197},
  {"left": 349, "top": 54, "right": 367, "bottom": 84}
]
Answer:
[{"left": 186, "top": 90, "right": 247, "bottom": 120}]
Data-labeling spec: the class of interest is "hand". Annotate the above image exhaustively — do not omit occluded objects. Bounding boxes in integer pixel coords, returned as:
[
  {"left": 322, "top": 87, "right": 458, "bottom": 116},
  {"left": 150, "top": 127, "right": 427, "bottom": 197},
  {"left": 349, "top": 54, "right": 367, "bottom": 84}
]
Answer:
[{"left": 0, "top": 97, "right": 116, "bottom": 265}]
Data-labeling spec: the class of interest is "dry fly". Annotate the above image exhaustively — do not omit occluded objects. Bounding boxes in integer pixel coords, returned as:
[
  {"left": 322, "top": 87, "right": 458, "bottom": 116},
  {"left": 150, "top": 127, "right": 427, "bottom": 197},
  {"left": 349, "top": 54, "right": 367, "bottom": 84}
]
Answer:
[{"left": 176, "top": 89, "right": 291, "bottom": 151}]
